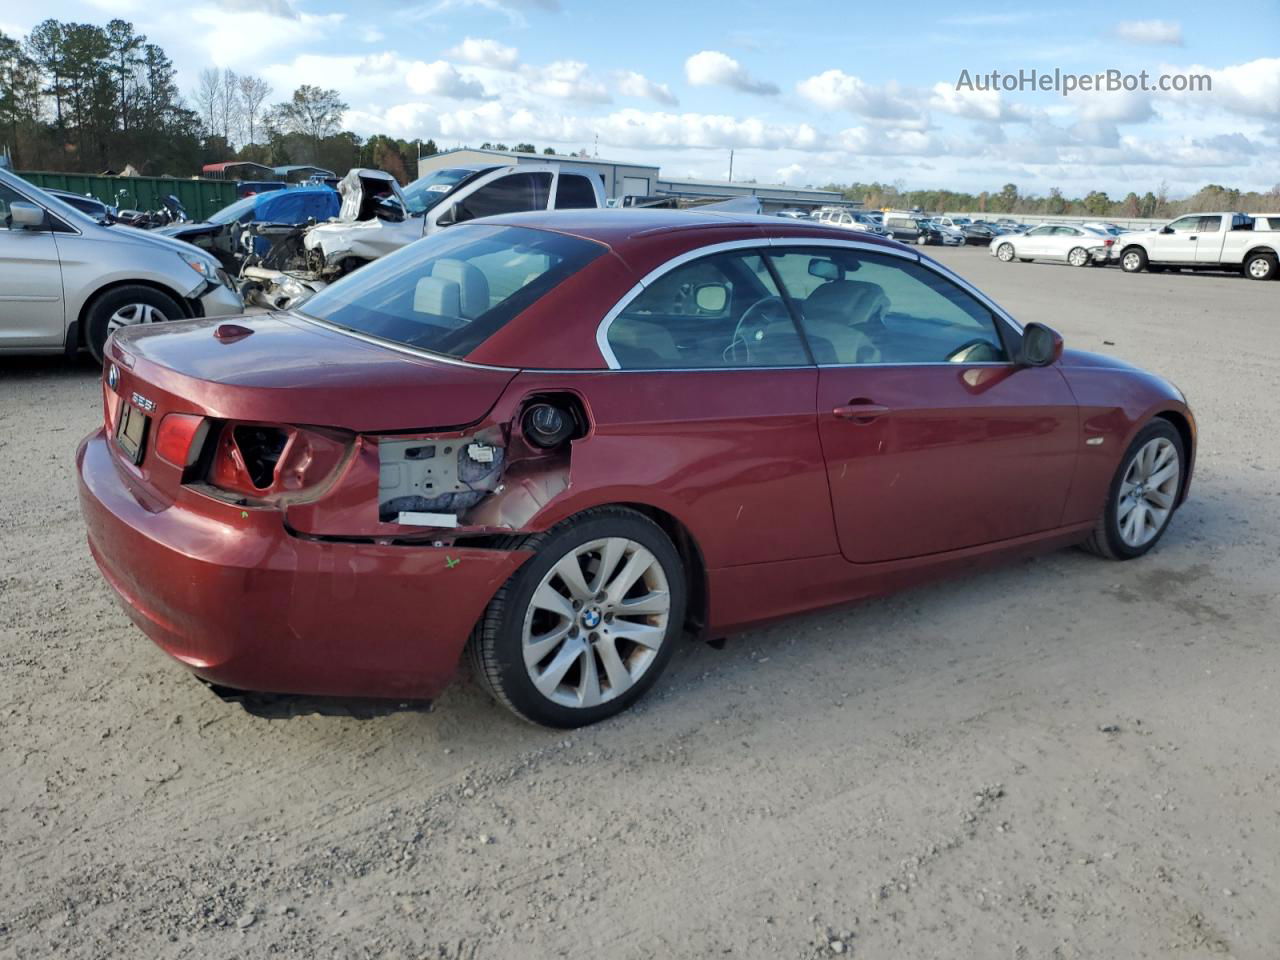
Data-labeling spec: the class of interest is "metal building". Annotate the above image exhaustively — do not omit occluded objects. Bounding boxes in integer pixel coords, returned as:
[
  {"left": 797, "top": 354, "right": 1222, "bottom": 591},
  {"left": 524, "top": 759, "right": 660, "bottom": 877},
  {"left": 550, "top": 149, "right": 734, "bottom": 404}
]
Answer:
[{"left": 654, "top": 176, "right": 844, "bottom": 214}]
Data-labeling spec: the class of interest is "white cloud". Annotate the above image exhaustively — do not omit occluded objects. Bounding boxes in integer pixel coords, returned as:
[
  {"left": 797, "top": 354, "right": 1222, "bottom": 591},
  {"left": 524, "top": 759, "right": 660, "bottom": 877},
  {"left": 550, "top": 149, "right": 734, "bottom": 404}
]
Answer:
[
  {"left": 775, "top": 162, "right": 805, "bottom": 183},
  {"left": 616, "top": 70, "right": 678, "bottom": 106},
  {"left": 425, "top": 0, "right": 559, "bottom": 28},
  {"left": 798, "top": 70, "right": 925, "bottom": 127},
  {"left": 406, "top": 60, "right": 489, "bottom": 99},
  {"left": 445, "top": 36, "right": 519, "bottom": 71},
  {"left": 1114, "top": 20, "right": 1183, "bottom": 46},
  {"left": 929, "top": 82, "right": 1035, "bottom": 123},
  {"left": 685, "top": 50, "right": 778, "bottom": 96},
  {"left": 213, "top": 0, "right": 299, "bottom": 18},
  {"left": 261, "top": 52, "right": 406, "bottom": 100},
  {"left": 1160, "top": 57, "right": 1280, "bottom": 119},
  {"left": 528, "top": 60, "right": 611, "bottom": 103}
]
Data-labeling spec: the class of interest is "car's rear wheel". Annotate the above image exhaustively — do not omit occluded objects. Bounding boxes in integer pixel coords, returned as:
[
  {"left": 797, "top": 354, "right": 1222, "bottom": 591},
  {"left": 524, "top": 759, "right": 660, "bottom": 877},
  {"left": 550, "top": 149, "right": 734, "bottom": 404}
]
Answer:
[
  {"left": 468, "top": 507, "right": 686, "bottom": 728},
  {"left": 86, "top": 285, "right": 184, "bottom": 363},
  {"left": 996, "top": 243, "right": 1015, "bottom": 262},
  {"left": 1081, "top": 420, "right": 1185, "bottom": 560},
  {"left": 1244, "top": 252, "right": 1277, "bottom": 281},
  {"left": 1121, "top": 248, "right": 1147, "bottom": 273},
  {"left": 1067, "top": 246, "right": 1090, "bottom": 267}
]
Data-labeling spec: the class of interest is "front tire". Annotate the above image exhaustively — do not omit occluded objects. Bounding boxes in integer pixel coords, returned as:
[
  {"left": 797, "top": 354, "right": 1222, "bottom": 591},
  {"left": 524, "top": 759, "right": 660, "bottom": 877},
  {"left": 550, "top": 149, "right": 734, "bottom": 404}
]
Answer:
[
  {"left": 996, "top": 242, "right": 1015, "bottom": 262},
  {"left": 1244, "top": 252, "right": 1278, "bottom": 281},
  {"left": 1120, "top": 248, "right": 1148, "bottom": 273},
  {"left": 85, "top": 285, "right": 184, "bottom": 363},
  {"left": 468, "top": 507, "right": 687, "bottom": 728},
  {"left": 1081, "top": 420, "right": 1185, "bottom": 561}
]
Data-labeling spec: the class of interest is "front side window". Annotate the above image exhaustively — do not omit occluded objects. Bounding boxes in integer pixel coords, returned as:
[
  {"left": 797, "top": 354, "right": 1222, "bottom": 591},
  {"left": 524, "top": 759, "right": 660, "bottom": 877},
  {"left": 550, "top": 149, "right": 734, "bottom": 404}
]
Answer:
[
  {"left": 458, "top": 172, "right": 553, "bottom": 221},
  {"left": 299, "top": 224, "right": 604, "bottom": 358},
  {"left": 1167, "top": 216, "right": 1200, "bottom": 233},
  {"left": 768, "top": 248, "right": 1008, "bottom": 365},
  {"left": 607, "top": 250, "right": 808, "bottom": 369}
]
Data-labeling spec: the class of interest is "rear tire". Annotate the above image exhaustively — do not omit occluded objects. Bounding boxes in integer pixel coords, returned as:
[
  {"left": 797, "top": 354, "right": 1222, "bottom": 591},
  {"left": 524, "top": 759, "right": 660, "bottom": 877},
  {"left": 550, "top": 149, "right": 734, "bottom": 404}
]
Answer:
[
  {"left": 1244, "top": 252, "right": 1278, "bottom": 281},
  {"left": 1081, "top": 420, "right": 1185, "bottom": 561},
  {"left": 1067, "top": 246, "right": 1090, "bottom": 267},
  {"left": 467, "top": 507, "right": 687, "bottom": 728},
  {"left": 85, "top": 285, "right": 184, "bottom": 364}
]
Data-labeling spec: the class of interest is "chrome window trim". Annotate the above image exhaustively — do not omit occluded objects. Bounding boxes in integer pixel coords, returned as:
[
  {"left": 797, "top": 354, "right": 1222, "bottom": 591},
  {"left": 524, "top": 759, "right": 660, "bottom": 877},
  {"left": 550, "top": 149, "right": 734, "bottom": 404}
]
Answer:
[{"left": 593, "top": 236, "right": 1022, "bottom": 371}]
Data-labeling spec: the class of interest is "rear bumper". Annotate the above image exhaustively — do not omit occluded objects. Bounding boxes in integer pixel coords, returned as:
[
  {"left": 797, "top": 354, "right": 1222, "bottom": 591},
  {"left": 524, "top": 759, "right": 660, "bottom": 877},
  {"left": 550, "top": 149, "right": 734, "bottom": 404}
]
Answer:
[{"left": 76, "top": 429, "right": 529, "bottom": 700}]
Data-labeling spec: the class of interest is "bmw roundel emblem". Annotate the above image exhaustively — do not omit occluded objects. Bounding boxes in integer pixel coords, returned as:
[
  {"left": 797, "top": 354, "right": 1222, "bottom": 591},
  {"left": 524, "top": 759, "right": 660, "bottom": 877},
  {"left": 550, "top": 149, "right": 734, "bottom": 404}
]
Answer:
[{"left": 106, "top": 364, "right": 119, "bottom": 391}]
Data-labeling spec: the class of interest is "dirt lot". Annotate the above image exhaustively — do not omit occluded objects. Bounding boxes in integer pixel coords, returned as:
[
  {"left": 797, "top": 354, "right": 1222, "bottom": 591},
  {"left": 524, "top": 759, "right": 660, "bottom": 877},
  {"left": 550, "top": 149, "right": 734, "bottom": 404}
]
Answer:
[{"left": 2, "top": 248, "right": 1278, "bottom": 960}]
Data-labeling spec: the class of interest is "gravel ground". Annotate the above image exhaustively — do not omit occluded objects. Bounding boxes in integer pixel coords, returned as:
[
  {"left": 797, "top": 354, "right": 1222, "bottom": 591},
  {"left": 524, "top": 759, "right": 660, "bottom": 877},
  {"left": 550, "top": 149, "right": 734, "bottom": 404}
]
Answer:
[{"left": 2, "top": 247, "right": 1278, "bottom": 959}]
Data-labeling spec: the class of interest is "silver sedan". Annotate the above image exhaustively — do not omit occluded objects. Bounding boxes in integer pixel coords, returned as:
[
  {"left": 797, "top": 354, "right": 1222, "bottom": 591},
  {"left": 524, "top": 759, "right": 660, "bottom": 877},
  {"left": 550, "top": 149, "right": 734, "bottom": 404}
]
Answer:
[{"left": 989, "top": 223, "right": 1114, "bottom": 267}]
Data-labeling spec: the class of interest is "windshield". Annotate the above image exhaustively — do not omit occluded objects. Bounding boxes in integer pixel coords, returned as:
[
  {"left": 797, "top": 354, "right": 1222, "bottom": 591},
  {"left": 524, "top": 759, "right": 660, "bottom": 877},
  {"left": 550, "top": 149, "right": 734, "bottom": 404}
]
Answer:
[
  {"left": 1, "top": 169, "right": 100, "bottom": 226},
  {"left": 401, "top": 168, "right": 483, "bottom": 216},
  {"left": 298, "top": 224, "right": 605, "bottom": 358},
  {"left": 207, "top": 195, "right": 260, "bottom": 225}
]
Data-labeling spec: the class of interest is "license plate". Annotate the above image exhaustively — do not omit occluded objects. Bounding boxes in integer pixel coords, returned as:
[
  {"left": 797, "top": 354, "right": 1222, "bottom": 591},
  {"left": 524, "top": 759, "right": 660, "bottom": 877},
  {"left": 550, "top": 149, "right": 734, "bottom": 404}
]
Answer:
[{"left": 115, "top": 402, "right": 149, "bottom": 464}]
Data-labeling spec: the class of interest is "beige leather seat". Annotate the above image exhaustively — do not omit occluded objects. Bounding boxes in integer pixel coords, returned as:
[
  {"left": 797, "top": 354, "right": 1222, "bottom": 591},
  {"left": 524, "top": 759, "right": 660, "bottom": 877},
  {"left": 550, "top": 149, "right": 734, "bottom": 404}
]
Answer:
[
  {"left": 609, "top": 318, "right": 681, "bottom": 365},
  {"left": 429, "top": 258, "right": 490, "bottom": 319},
  {"left": 803, "top": 280, "right": 887, "bottom": 363}
]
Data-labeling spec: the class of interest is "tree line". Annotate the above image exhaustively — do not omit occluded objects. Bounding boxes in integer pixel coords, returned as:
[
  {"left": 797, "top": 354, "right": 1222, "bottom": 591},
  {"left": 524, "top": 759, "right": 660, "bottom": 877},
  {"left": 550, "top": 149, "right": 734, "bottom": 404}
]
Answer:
[{"left": 827, "top": 180, "right": 1280, "bottom": 219}]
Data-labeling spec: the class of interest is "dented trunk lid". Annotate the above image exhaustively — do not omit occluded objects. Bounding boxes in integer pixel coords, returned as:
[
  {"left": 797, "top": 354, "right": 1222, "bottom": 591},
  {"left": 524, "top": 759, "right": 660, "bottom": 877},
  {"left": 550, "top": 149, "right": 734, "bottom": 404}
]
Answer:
[{"left": 109, "top": 313, "right": 518, "bottom": 433}]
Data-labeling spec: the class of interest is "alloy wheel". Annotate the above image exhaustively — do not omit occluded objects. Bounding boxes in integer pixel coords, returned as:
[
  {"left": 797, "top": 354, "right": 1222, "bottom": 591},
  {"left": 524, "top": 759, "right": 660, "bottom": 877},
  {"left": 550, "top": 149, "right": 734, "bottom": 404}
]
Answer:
[
  {"left": 997, "top": 243, "right": 1014, "bottom": 261},
  {"left": 1117, "top": 437, "right": 1180, "bottom": 548},
  {"left": 1122, "top": 251, "right": 1142, "bottom": 271},
  {"left": 521, "top": 537, "right": 671, "bottom": 709},
  {"left": 1248, "top": 257, "right": 1273, "bottom": 279},
  {"left": 107, "top": 302, "right": 168, "bottom": 336},
  {"left": 1068, "top": 247, "right": 1088, "bottom": 267}
]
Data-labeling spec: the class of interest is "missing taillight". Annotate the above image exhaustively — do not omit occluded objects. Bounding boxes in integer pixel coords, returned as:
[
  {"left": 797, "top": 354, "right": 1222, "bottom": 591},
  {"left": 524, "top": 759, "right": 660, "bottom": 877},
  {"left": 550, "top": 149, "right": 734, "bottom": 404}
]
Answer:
[{"left": 233, "top": 426, "right": 289, "bottom": 489}]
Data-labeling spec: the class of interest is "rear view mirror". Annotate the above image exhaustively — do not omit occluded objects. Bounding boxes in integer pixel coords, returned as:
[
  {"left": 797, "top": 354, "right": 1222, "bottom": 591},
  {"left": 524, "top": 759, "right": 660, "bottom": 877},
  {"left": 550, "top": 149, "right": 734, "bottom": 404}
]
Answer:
[
  {"left": 1019, "top": 322, "right": 1063, "bottom": 367},
  {"left": 808, "top": 258, "right": 840, "bottom": 281},
  {"left": 8, "top": 201, "right": 46, "bottom": 229},
  {"left": 693, "top": 283, "right": 729, "bottom": 314}
]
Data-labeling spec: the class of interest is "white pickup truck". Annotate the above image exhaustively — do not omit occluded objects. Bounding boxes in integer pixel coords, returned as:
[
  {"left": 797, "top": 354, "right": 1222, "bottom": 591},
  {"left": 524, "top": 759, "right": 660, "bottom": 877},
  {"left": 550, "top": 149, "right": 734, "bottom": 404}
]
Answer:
[{"left": 1117, "top": 212, "right": 1280, "bottom": 280}]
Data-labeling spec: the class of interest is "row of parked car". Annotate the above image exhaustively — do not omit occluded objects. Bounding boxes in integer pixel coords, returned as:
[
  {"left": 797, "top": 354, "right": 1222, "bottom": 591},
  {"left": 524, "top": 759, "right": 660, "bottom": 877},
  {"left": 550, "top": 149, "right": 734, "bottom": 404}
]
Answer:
[{"left": 790, "top": 204, "right": 1280, "bottom": 281}]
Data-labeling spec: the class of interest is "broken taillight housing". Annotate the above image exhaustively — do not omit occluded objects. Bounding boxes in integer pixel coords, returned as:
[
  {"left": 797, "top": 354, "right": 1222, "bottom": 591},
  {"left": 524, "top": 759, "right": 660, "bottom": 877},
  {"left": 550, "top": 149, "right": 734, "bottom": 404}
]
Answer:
[
  {"left": 155, "top": 414, "right": 209, "bottom": 468},
  {"left": 206, "top": 421, "right": 351, "bottom": 500}
]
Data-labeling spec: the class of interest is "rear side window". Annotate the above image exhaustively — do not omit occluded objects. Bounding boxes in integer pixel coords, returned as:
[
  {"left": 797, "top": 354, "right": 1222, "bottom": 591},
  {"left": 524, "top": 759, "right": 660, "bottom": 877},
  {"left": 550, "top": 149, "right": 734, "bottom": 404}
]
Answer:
[
  {"left": 555, "top": 174, "right": 597, "bottom": 209},
  {"left": 1197, "top": 215, "right": 1222, "bottom": 232},
  {"left": 458, "top": 172, "right": 553, "bottom": 221},
  {"left": 299, "top": 224, "right": 604, "bottom": 358}
]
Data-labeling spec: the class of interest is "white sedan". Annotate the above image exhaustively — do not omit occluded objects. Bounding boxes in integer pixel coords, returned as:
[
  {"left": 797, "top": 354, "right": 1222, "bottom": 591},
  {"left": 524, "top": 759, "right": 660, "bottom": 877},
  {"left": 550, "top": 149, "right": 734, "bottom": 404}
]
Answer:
[{"left": 989, "top": 224, "right": 1114, "bottom": 267}]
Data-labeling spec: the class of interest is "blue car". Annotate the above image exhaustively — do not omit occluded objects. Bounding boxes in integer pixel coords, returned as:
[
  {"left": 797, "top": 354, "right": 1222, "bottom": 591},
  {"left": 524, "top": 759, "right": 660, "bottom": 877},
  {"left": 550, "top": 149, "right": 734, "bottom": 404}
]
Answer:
[{"left": 156, "top": 186, "right": 339, "bottom": 270}]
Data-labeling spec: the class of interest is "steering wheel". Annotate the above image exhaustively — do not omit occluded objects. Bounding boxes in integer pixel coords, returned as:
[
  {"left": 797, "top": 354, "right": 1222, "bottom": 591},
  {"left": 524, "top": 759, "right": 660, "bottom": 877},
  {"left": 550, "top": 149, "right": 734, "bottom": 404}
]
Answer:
[
  {"left": 946, "top": 337, "right": 1002, "bottom": 363},
  {"left": 725, "top": 296, "right": 791, "bottom": 364}
]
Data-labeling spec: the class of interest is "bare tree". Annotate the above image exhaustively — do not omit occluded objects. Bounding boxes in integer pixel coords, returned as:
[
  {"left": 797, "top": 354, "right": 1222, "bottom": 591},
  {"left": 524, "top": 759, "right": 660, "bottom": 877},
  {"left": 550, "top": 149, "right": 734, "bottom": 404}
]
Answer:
[
  {"left": 193, "top": 67, "right": 219, "bottom": 134},
  {"left": 237, "top": 74, "right": 270, "bottom": 146},
  {"left": 219, "top": 67, "right": 239, "bottom": 143}
]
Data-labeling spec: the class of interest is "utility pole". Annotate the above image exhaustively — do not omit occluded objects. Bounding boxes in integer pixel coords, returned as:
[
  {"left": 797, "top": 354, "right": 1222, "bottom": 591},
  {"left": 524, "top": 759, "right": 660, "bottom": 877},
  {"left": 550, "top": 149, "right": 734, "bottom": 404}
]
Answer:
[{"left": 728, "top": 149, "right": 734, "bottom": 182}]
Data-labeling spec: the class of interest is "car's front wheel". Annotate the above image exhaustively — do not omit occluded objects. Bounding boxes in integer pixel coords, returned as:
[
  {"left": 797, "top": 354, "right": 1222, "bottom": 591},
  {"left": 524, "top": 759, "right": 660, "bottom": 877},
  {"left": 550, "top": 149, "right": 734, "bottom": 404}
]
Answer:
[
  {"left": 468, "top": 507, "right": 686, "bottom": 727},
  {"left": 1120, "top": 247, "right": 1148, "bottom": 273},
  {"left": 996, "top": 242, "right": 1015, "bottom": 262},
  {"left": 85, "top": 285, "right": 184, "bottom": 363},
  {"left": 1081, "top": 420, "right": 1185, "bottom": 560}
]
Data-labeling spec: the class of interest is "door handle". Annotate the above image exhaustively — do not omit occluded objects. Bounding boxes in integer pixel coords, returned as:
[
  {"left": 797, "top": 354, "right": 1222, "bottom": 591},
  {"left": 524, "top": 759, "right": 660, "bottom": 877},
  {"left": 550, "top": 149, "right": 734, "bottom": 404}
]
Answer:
[{"left": 833, "top": 402, "right": 890, "bottom": 423}]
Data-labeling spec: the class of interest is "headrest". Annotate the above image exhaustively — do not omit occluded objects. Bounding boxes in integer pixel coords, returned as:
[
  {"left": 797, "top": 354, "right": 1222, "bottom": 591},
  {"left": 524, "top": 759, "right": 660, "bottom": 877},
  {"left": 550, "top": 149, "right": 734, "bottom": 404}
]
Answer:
[
  {"left": 430, "top": 258, "right": 490, "bottom": 320},
  {"left": 413, "top": 276, "right": 461, "bottom": 319}
]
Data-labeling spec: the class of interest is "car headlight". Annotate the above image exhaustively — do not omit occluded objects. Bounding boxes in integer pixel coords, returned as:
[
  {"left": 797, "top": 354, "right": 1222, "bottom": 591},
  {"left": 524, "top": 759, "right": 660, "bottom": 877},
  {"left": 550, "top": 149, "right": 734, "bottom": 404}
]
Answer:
[{"left": 178, "top": 251, "right": 219, "bottom": 284}]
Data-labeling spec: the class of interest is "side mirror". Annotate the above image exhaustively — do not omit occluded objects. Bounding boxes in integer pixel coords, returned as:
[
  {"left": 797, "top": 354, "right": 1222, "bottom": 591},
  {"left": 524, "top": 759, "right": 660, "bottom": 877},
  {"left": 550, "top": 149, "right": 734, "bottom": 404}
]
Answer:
[
  {"left": 436, "top": 202, "right": 462, "bottom": 227},
  {"left": 1160, "top": 225, "right": 1173, "bottom": 234},
  {"left": 8, "top": 201, "right": 46, "bottom": 229},
  {"left": 692, "top": 282, "right": 729, "bottom": 314},
  {"left": 1019, "top": 322, "right": 1063, "bottom": 367}
]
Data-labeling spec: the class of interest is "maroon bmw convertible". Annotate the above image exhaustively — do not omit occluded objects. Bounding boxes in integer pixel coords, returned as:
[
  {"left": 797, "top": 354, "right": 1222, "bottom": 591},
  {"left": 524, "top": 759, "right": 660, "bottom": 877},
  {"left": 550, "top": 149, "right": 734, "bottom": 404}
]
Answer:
[{"left": 77, "top": 209, "right": 1195, "bottom": 727}]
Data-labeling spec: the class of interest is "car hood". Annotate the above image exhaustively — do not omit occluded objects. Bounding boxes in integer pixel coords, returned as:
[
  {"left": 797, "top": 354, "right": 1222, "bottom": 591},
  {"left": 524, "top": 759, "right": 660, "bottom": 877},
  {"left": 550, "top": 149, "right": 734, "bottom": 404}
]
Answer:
[
  {"left": 108, "top": 222, "right": 220, "bottom": 259},
  {"left": 153, "top": 221, "right": 223, "bottom": 239},
  {"left": 1059, "top": 348, "right": 1144, "bottom": 372},
  {"left": 109, "top": 312, "right": 517, "bottom": 432}
]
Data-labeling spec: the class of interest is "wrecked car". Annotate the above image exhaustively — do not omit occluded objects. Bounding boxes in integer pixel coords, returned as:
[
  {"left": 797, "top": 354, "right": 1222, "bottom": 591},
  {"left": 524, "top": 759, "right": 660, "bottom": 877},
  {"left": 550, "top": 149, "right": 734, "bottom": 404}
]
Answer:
[
  {"left": 243, "top": 163, "right": 604, "bottom": 310},
  {"left": 77, "top": 209, "right": 1195, "bottom": 727},
  {"left": 154, "top": 186, "right": 339, "bottom": 273}
]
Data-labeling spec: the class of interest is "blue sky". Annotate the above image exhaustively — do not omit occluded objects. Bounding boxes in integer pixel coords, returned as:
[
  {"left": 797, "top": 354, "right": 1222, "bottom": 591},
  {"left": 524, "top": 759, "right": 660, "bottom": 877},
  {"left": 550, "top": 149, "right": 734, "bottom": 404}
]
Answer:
[{"left": 4, "top": 0, "right": 1278, "bottom": 196}]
